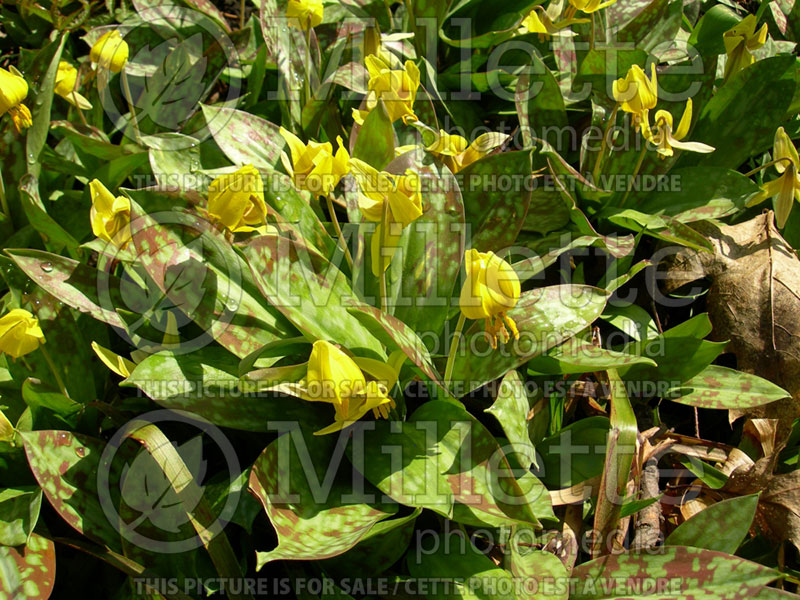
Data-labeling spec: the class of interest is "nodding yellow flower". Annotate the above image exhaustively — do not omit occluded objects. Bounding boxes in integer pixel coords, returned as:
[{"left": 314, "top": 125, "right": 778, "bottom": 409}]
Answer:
[
  {"left": 748, "top": 127, "right": 800, "bottom": 228},
  {"left": 54, "top": 61, "right": 92, "bottom": 110},
  {"left": 425, "top": 130, "right": 508, "bottom": 173},
  {"left": 459, "top": 249, "right": 521, "bottom": 349},
  {"left": 349, "top": 158, "right": 423, "bottom": 276},
  {"left": 569, "top": 0, "right": 617, "bottom": 12},
  {"left": 0, "top": 66, "right": 32, "bottom": 132},
  {"left": 612, "top": 64, "right": 658, "bottom": 130},
  {"left": 352, "top": 56, "right": 420, "bottom": 125},
  {"left": 90, "top": 30, "right": 129, "bottom": 73},
  {"left": 279, "top": 128, "right": 350, "bottom": 197},
  {"left": 640, "top": 99, "right": 714, "bottom": 159},
  {"left": 0, "top": 309, "right": 45, "bottom": 359},
  {"left": 520, "top": 6, "right": 588, "bottom": 37},
  {"left": 286, "top": 0, "right": 323, "bottom": 30},
  {"left": 284, "top": 340, "right": 404, "bottom": 435},
  {"left": 89, "top": 179, "right": 131, "bottom": 246},
  {"left": 207, "top": 165, "right": 268, "bottom": 233},
  {"left": 723, "top": 15, "right": 768, "bottom": 81}
]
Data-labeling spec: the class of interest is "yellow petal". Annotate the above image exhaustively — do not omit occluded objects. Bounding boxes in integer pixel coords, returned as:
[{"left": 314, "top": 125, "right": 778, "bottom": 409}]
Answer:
[
  {"left": 0, "top": 309, "right": 44, "bottom": 359},
  {"left": 91, "top": 341, "right": 136, "bottom": 378}
]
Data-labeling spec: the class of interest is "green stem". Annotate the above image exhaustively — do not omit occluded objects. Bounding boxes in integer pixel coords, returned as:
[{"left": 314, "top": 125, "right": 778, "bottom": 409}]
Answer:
[
  {"left": 326, "top": 194, "right": 354, "bottom": 270},
  {"left": 620, "top": 142, "right": 648, "bottom": 208},
  {"left": 592, "top": 104, "right": 618, "bottom": 183},
  {"left": 120, "top": 69, "right": 141, "bottom": 145},
  {"left": 0, "top": 171, "right": 9, "bottom": 222},
  {"left": 444, "top": 312, "right": 467, "bottom": 390},
  {"left": 239, "top": 0, "right": 246, "bottom": 29},
  {"left": 590, "top": 12, "right": 596, "bottom": 50},
  {"left": 304, "top": 22, "right": 312, "bottom": 105},
  {"left": 744, "top": 157, "right": 794, "bottom": 178},
  {"left": 40, "top": 345, "right": 69, "bottom": 399},
  {"left": 379, "top": 199, "right": 389, "bottom": 312}
]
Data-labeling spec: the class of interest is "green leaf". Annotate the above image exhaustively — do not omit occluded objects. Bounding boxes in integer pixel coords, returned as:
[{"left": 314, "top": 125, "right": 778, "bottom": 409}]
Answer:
[
  {"left": 459, "top": 150, "right": 533, "bottom": 253},
  {"left": 678, "top": 456, "right": 729, "bottom": 489},
  {"left": 0, "top": 487, "right": 42, "bottom": 546},
  {"left": 507, "top": 543, "right": 569, "bottom": 600},
  {"left": 18, "top": 175, "right": 81, "bottom": 258},
  {"left": 124, "top": 348, "right": 321, "bottom": 431},
  {"left": 665, "top": 494, "right": 759, "bottom": 553},
  {"left": 485, "top": 370, "right": 537, "bottom": 470},
  {"left": 683, "top": 56, "right": 797, "bottom": 169},
  {"left": 352, "top": 101, "right": 395, "bottom": 170},
  {"left": 450, "top": 285, "right": 609, "bottom": 396},
  {"left": 406, "top": 532, "right": 518, "bottom": 600},
  {"left": 20, "top": 430, "right": 126, "bottom": 551},
  {"left": 538, "top": 417, "right": 610, "bottom": 488},
  {"left": 592, "top": 370, "right": 637, "bottom": 556},
  {"left": 242, "top": 234, "right": 383, "bottom": 357},
  {"left": 570, "top": 546, "right": 780, "bottom": 600},
  {"left": 527, "top": 339, "right": 656, "bottom": 375},
  {"left": 128, "top": 198, "right": 295, "bottom": 358},
  {"left": 687, "top": 5, "right": 741, "bottom": 56},
  {"left": 667, "top": 365, "right": 790, "bottom": 409},
  {"left": 519, "top": 58, "right": 568, "bottom": 152},
  {"left": 0, "top": 533, "right": 56, "bottom": 599},
  {"left": 250, "top": 426, "right": 396, "bottom": 566},
  {"left": 638, "top": 167, "right": 762, "bottom": 222},
  {"left": 201, "top": 104, "right": 286, "bottom": 169}
]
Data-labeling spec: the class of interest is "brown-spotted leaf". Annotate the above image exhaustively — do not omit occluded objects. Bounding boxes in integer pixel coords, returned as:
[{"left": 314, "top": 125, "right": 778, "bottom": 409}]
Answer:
[{"left": 0, "top": 533, "right": 56, "bottom": 599}]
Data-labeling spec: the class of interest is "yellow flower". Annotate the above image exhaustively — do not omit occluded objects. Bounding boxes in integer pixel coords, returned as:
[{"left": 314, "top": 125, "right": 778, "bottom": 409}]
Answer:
[
  {"left": 640, "top": 99, "right": 714, "bottom": 159},
  {"left": 279, "top": 340, "right": 405, "bottom": 435},
  {"left": 0, "top": 309, "right": 45, "bottom": 359},
  {"left": 520, "top": 6, "right": 588, "bottom": 36},
  {"left": 207, "top": 165, "right": 268, "bottom": 233},
  {"left": 459, "top": 249, "right": 521, "bottom": 349},
  {"left": 363, "top": 22, "right": 382, "bottom": 58},
  {"left": 569, "top": 0, "right": 616, "bottom": 12},
  {"left": 425, "top": 130, "right": 508, "bottom": 173},
  {"left": 89, "top": 179, "right": 131, "bottom": 246},
  {"left": 286, "top": 0, "right": 323, "bottom": 30},
  {"left": 91, "top": 341, "right": 136, "bottom": 378},
  {"left": 352, "top": 56, "right": 420, "bottom": 125},
  {"left": 54, "top": 61, "right": 92, "bottom": 110},
  {"left": 90, "top": 30, "right": 129, "bottom": 73},
  {"left": 748, "top": 127, "right": 800, "bottom": 228},
  {"left": 279, "top": 128, "right": 349, "bottom": 197},
  {"left": 349, "top": 157, "right": 423, "bottom": 276},
  {"left": 723, "top": 15, "right": 768, "bottom": 81},
  {"left": 612, "top": 64, "right": 658, "bottom": 130},
  {"left": 0, "top": 66, "right": 32, "bottom": 132}
]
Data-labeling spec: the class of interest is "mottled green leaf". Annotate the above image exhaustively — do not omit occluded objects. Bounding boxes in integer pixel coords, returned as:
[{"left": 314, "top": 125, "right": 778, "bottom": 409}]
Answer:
[
  {"left": 485, "top": 371, "right": 536, "bottom": 470},
  {"left": 352, "top": 101, "right": 395, "bottom": 170},
  {"left": 250, "top": 426, "right": 396, "bottom": 566},
  {"left": 0, "top": 487, "right": 42, "bottom": 547},
  {"left": 527, "top": 339, "right": 656, "bottom": 375},
  {"left": 665, "top": 494, "right": 759, "bottom": 553},
  {"left": 667, "top": 365, "right": 790, "bottom": 409},
  {"left": 0, "top": 533, "right": 56, "bottom": 599},
  {"left": 450, "top": 285, "right": 609, "bottom": 396},
  {"left": 201, "top": 104, "right": 286, "bottom": 169}
]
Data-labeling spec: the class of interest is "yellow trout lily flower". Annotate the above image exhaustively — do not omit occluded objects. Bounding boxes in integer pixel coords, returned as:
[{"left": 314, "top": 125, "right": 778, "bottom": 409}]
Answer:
[
  {"left": 89, "top": 179, "right": 131, "bottom": 247},
  {"left": 459, "top": 249, "right": 521, "bottom": 349},
  {"left": 425, "top": 130, "right": 509, "bottom": 173},
  {"left": 278, "top": 340, "right": 406, "bottom": 435},
  {"left": 207, "top": 165, "right": 268, "bottom": 233},
  {"left": 286, "top": 0, "right": 323, "bottom": 30},
  {"left": 349, "top": 157, "right": 423, "bottom": 276},
  {"left": 0, "top": 66, "right": 32, "bottom": 132},
  {"left": 748, "top": 127, "right": 800, "bottom": 228},
  {"left": 279, "top": 128, "right": 350, "bottom": 197},
  {"left": 569, "top": 0, "right": 616, "bottom": 12},
  {"left": 640, "top": 99, "right": 714, "bottom": 159},
  {"left": 612, "top": 64, "right": 658, "bottom": 130},
  {"left": 54, "top": 61, "right": 92, "bottom": 110},
  {"left": 723, "top": 15, "right": 768, "bottom": 82},
  {"left": 520, "top": 6, "right": 588, "bottom": 36},
  {"left": 90, "top": 30, "right": 129, "bottom": 73},
  {"left": 353, "top": 56, "right": 420, "bottom": 125},
  {"left": 0, "top": 309, "right": 45, "bottom": 359}
]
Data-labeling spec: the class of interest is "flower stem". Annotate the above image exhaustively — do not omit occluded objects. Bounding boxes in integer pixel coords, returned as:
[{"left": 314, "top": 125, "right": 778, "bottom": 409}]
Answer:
[
  {"left": 744, "top": 157, "right": 794, "bottom": 178},
  {"left": 0, "top": 171, "right": 9, "bottom": 222},
  {"left": 444, "top": 312, "right": 467, "bottom": 390},
  {"left": 304, "top": 23, "right": 312, "bottom": 105},
  {"left": 592, "top": 104, "right": 618, "bottom": 183},
  {"left": 379, "top": 199, "right": 389, "bottom": 312},
  {"left": 590, "top": 12, "right": 596, "bottom": 50},
  {"left": 620, "top": 143, "right": 648, "bottom": 208},
  {"left": 39, "top": 345, "right": 69, "bottom": 399},
  {"left": 326, "top": 194, "right": 354, "bottom": 270},
  {"left": 239, "top": 0, "right": 246, "bottom": 29},
  {"left": 120, "top": 70, "right": 142, "bottom": 145}
]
